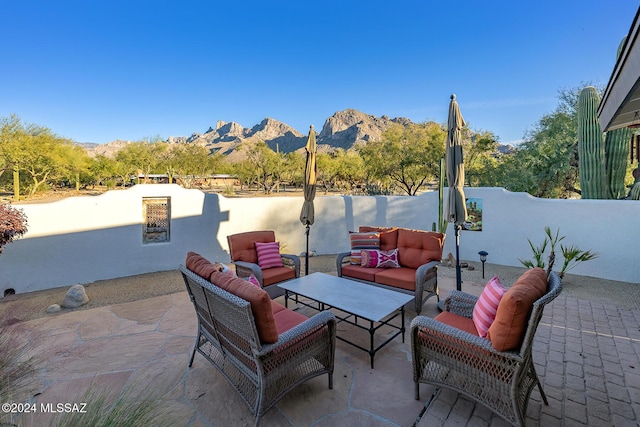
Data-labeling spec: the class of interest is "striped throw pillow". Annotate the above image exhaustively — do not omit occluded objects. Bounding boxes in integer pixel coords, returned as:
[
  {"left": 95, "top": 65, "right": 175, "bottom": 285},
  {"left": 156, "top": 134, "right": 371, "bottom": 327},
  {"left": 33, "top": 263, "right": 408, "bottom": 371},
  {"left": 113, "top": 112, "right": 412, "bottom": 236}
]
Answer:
[
  {"left": 473, "top": 276, "right": 507, "bottom": 337},
  {"left": 255, "top": 241, "right": 284, "bottom": 269},
  {"left": 349, "top": 232, "right": 380, "bottom": 265}
]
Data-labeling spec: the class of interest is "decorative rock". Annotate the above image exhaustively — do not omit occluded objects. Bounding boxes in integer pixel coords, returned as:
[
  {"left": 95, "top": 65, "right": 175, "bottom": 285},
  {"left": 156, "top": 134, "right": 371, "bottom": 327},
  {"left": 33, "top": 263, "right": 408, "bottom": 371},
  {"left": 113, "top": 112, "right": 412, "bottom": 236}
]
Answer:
[
  {"left": 46, "top": 304, "right": 61, "bottom": 313},
  {"left": 61, "top": 284, "right": 89, "bottom": 308}
]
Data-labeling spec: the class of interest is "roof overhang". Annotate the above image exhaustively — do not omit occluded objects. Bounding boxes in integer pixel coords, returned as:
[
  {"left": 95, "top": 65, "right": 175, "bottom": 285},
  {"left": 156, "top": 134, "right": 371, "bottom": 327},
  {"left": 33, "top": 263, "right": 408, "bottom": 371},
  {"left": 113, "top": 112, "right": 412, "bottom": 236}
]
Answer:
[{"left": 598, "top": 7, "right": 640, "bottom": 131}]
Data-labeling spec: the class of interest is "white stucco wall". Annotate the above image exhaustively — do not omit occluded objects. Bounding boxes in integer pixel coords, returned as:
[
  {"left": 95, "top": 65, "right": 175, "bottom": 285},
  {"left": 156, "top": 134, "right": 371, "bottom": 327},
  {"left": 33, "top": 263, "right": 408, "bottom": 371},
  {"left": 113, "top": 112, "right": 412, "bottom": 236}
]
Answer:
[{"left": 1, "top": 184, "right": 638, "bottom": 295}]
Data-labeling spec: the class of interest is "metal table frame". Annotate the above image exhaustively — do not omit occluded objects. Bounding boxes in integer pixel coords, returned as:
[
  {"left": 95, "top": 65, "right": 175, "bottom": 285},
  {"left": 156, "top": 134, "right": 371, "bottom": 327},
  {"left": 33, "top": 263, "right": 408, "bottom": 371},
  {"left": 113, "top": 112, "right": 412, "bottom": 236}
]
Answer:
[{"left": 279, "top": 273, "right": 413, "bottom": 368}]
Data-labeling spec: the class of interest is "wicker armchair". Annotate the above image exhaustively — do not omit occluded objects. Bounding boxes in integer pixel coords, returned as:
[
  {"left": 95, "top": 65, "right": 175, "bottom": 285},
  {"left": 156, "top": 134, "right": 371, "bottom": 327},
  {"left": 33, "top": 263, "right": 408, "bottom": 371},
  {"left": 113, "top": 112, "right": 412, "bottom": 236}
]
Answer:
[
  {"left": 227, "top": 230, "right": 300, "bottom": 298},
  {"left": 180, "top": 265, "right": 336, "bottom": 426},
  {"left": 411, "top": 271, "right": 562, "bottom": 426}
]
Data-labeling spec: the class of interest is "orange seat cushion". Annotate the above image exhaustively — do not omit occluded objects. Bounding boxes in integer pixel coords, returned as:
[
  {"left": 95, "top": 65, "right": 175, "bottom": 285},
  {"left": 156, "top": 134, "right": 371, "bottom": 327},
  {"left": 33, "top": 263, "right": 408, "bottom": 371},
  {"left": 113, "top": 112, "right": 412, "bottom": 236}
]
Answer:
[
  {"left": 374, "top": 267, "right": 416, "bottom": 291},
  {"left": 341, "top": 264, "right": 385, "bottom": 282},
  {"left": 185, "top": 251, "right": 220, "bottom": 281},
  {"left": 209, "top": 270, "right": 279, "bottom": 344},
  {"left": 273, "top": 304, "right": 308, "bottom": 334},
  {"left": 228, "top": 231, "right": 275, "bottom": 264},
  {"left": 434, "top": 311, "right": 480, "bottom": 336},
  {"left": 487, "top": 268, "right": 548, "bottom": 351},
  {"left": 262, "top": 266, "right": 295, "bottom": 286},
  {"left": 359, "top": 226, "right": 399, "bottom": 251},
  {"left": 396, "top": 229, "right": 444, "bottom": 269}
]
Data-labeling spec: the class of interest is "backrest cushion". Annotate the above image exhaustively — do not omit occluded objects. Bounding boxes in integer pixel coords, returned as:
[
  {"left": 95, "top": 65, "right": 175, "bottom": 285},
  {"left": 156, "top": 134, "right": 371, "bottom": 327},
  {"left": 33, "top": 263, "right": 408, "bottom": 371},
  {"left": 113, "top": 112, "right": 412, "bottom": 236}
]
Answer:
[
  {"left": 349, "top": 231, "right": 380, "bottom": 265},
  {"left": 359, "top": 226, "right": 399, "bottom": 251},
  {"left": 396, "top": 229, "right": 445, "bottom": 269},
  {"left": 472, "top": 276, "right": 507, "bottom": 337},
  {"left": 487, "top": 268, "right": 548, "bottom": 351},
  {"left": 255, "top": 241, "right": 284, "bottom": 269},
  {"left": 209, "top": 270, "right": 279, "bottom": 344},
  {"left": 227, "top": 231, "right": 276, "bottom": 264},
  {"left": 185, "top": 251, "right": 219, "bottom": 281}
]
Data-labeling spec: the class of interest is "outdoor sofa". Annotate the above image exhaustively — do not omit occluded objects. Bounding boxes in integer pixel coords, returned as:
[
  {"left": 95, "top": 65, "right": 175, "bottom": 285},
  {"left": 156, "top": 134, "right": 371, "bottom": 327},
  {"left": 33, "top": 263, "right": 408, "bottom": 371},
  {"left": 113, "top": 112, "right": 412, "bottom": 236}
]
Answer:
[
  {"left": 181, "top": 252, "right": 336, "bottom": 425},
  {"left": 336, "top": 226, "right": 444, "bottom": 314}
]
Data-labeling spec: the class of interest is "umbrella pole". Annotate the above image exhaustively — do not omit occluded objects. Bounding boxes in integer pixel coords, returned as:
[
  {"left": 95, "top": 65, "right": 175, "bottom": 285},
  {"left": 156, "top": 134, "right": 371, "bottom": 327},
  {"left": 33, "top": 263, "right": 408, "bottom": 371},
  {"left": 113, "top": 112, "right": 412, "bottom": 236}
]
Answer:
[
  {"left": 305, "top": 224, "right": 310, "bottom": 276},
  {"left": 455, "top": 224, "right": 462, "bottom": 291}
]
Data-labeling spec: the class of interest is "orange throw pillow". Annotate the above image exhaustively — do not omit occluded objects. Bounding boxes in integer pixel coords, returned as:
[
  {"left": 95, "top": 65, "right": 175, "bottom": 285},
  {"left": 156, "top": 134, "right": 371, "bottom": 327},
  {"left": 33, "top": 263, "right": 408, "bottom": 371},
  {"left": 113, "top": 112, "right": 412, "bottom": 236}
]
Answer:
[
  {"left": 209, "top": 271, "right": 279, "bottom": 344},
  {"left": 185, "top": 251, "right": 219, "bottom": 281},
  {"left": 487, "top": 268, "right": 547, "bottom": 352}
]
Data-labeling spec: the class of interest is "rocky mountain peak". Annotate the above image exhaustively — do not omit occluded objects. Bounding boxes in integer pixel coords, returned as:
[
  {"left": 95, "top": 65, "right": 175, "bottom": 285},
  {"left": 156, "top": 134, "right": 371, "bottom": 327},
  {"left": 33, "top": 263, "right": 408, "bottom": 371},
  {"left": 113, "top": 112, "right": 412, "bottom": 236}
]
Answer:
[{"left": 317, "top": 109, "right": 411, "bottom": 149}]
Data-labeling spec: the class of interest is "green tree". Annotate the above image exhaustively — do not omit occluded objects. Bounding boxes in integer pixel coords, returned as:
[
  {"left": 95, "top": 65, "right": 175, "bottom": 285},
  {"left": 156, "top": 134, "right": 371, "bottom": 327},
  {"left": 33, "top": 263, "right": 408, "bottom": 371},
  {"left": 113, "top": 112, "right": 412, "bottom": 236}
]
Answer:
[
  {"left": 90, "top": 155, "right": 120, "bottom": 188},
  {"left": 58, "top": 143, "right": 93, "bottom": 190},
  {"left": 161, "top": 143, "right": 224, "bottom": 188},
  {"left": 0, "top": 115, "right": 77, "bottom": 197},
  {"left": 240, "top": 140, "right": 283, "bottom": 194},
  {"left": 499, "top": 87, "right": 583, "bottom": 198},
  {"left": 115, "top": 141, "right": 168, "bottom": 183},
  {"left": 358, "top": 122, "right": 446, "bottom": 195},
  {"left": 464, "top": 130, "right": 502, "bottom": 187}
]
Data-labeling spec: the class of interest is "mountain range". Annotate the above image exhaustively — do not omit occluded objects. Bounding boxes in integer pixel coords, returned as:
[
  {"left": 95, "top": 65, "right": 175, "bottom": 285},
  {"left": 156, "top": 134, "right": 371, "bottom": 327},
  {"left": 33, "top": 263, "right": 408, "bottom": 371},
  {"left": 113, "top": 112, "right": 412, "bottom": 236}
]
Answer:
[
  {"left": 81, "top": 109, "right": 413, "bottom": 160},
  {"left": 81, "top": 108, "right": 514, "bottom": 160}
]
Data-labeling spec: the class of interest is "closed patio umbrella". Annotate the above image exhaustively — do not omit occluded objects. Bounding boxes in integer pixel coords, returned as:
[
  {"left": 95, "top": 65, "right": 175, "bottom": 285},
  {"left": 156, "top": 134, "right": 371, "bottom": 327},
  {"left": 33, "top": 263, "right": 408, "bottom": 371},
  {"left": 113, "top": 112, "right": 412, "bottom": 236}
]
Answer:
[
  {"left": 300, "top": 125, "right": 317, "bottom": 275},
  {"left": 445, "top": 94, "right": 467, "bottom": 291}
]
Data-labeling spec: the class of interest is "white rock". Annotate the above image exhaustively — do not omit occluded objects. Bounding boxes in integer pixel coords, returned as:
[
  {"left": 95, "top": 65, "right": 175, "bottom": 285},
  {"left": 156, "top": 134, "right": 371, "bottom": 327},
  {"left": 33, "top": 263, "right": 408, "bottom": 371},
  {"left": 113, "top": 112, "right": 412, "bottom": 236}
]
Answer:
[
  {"left": 46, "top": 304, "right": 61, "bottom": 313},
  {"left": 61, "top": 284, "right": 89, "bottom": 308}
]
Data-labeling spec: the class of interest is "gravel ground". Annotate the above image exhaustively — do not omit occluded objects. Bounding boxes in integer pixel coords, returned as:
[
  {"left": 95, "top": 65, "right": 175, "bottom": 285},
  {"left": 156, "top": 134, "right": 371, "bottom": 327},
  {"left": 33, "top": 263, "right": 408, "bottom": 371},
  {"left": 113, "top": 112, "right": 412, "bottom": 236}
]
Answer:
[{"left": 1, "top": 255, "right": 638, "bottom": 325}]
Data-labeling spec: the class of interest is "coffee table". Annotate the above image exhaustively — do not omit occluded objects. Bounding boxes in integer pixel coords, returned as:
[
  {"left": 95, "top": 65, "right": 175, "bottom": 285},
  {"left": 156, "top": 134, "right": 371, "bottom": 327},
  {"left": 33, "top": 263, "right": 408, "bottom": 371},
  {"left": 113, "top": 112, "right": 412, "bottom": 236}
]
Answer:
[{"left": 278, "top": 272, "right": 413, "bottom": 368}]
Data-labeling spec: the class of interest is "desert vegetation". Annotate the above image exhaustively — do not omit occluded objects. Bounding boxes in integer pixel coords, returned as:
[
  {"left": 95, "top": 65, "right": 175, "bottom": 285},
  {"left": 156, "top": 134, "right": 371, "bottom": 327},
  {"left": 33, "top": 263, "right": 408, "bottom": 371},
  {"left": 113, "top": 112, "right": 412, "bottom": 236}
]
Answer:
[{"left": 1, "top": 86, "right": 637, "bottom": 201}]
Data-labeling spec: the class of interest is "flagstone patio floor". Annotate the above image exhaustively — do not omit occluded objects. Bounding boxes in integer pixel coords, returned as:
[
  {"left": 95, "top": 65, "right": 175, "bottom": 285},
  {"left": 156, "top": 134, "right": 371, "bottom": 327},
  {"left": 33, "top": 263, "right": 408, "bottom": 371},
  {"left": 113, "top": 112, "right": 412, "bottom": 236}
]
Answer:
[{"left": 3, "top": 259, "right": 640, "bottom": 426}]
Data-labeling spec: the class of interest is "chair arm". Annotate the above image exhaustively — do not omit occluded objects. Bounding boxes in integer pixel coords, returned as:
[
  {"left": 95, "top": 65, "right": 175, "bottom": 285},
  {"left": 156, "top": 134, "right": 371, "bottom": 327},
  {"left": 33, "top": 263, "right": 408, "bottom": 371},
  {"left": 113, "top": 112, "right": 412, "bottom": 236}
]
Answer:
[
  {"left": 443, "top": 290, "right": 478, "bottom": 318},
  {"left": 280, "top": 253, "right": 301, "bottom": 277},
  {"left": 233, "top": 260, "right": 264, "bottom": 285},
  {"left": 257, "top": 311, "right": 337, "bottom": 356},
  {"left": 336, "top": 252, "right": 351, "bottom": 276},
  {"left": 410, "top": 315, "right": 521, "bottom": 361},
  {"left": 415, "top": 260, "right": 439, "bottom": 293}
]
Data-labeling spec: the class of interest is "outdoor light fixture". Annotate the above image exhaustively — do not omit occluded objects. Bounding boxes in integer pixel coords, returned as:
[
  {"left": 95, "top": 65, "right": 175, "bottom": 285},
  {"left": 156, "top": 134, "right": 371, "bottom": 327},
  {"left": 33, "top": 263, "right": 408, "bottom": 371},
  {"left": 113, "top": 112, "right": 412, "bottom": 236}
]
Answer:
[{"left": 478, "top": 251, "right": 488, "bottom": 278}]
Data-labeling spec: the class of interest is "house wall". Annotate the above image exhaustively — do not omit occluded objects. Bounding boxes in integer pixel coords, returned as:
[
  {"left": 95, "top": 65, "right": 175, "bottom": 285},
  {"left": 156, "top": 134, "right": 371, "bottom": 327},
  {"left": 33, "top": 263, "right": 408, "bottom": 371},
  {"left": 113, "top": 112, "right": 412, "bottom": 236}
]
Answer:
[{"left": 1, "top": 184, "right": 638, "bottom": 294}]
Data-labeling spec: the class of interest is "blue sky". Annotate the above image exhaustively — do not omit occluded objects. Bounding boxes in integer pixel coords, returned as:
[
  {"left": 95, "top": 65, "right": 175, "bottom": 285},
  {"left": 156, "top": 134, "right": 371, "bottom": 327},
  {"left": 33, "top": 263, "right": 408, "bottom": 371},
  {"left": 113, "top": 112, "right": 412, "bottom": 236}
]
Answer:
[{"left": 1, "top": 1, "right": 638, "bottom": 145}]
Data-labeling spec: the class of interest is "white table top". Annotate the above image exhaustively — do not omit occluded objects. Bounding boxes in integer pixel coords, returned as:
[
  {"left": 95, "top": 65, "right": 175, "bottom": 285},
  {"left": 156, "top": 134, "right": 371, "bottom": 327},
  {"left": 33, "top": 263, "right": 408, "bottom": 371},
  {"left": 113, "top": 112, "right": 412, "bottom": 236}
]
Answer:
[{"left": 278, "top": 273, "right": 413, "bottom": 322}]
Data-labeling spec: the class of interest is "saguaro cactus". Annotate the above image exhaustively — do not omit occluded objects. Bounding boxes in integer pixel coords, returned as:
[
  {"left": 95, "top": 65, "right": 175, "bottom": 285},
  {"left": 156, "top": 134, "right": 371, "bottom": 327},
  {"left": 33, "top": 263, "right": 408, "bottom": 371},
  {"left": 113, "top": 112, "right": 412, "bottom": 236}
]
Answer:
[
  {"left": 578, "top": 86, "right": 608, "bottom": 199},
  {"left": 605, "top": 127, "right": 630, "bottom": 199},
  {"left": 605, "top": 36, "right": 631, "bottom": 199}
]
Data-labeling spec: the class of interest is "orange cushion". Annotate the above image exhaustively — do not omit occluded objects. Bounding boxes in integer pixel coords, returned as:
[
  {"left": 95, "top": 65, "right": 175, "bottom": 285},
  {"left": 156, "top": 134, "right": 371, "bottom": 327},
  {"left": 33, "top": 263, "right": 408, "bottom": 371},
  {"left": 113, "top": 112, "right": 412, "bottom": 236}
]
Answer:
[
  {"left": 374, "top": 267, "right": 416, "bottom": 291},
  {"left": 396, "top": 229, "right": 444, "bottom": 269},
  {"left": 228, "top": 231, "right": 275, "bottom": 264},
  {"left": 487, "top": 268, "right": 548, "bottom": 351},
  {"left": 273, "top": 305, "right": 308, "bottom": 334},
  {"left": 341, "top": 264, "right": 385, "bottom": 282},
  {"left": 209, "top": 270, "right": 279, "bottom": 344},
  {"left": 270, "top": 300, "right": 287, "bottom": 315},
  {"left": 359, "top": 226, "right": 399, "bottom": 251},
  {"left": 262, "top": 266, "right": 296, "bottom": 286},
  {"left": 185, "top": 251, "right": 219, "bottom": 281},
  {"left": 434, "top": 311, "right": 479, "bottom": 336}
]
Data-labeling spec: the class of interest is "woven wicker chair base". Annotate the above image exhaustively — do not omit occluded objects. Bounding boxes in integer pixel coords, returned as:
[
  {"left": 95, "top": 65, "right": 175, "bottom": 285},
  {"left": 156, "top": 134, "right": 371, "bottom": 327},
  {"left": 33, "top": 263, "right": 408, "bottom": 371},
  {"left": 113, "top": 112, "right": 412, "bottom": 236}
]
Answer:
[
  {"left": 181, "top": 265, "right": 336, "bottom": 426},
  {"left": 411, "top": 272, "right": 562, "bottom": 426}
]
